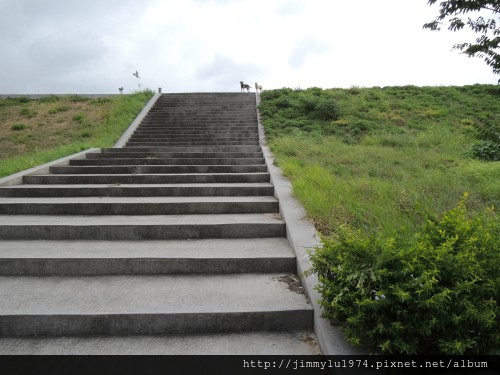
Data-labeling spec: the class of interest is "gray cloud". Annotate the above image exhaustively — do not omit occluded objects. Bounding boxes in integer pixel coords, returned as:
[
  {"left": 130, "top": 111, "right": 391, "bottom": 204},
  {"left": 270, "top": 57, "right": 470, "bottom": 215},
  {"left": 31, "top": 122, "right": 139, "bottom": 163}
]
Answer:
[
  {"left": 0, "top": 0, "right": 496, "bottom": 93},
  {"left": 28, "top": 33, "right": 106, "bottom": 74},
  {"left": 0, "top": 0, "right": 144, "bottom": 93}
]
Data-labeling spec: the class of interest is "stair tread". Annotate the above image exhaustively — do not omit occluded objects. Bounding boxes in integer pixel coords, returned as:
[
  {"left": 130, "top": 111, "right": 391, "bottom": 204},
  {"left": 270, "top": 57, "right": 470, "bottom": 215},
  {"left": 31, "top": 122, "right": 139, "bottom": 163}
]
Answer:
[
  {"left": 0, "top": 331, "right": 320, "bottom": 355},
  {"left": 0, "top": 238, "right": 293, "bottom": 259},
  {"left": 0, "top": 274, "right": 311, "bottom": 314},
  {"left": 0, "top": 213, "right": 283, "bottom": 225},
  {"left": 0, "top": 183, "right": 274, "bottom": 189},
  {"left": 0, "top": 196, "right": 277, "bottom": 204}
]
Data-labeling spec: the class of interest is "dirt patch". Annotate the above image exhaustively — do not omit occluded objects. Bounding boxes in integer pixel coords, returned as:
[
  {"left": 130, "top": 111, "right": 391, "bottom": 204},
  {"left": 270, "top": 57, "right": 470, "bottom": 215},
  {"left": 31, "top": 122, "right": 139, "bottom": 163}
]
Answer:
[{"left": 276, "top": 274, "right": 307, "bottom": 296}]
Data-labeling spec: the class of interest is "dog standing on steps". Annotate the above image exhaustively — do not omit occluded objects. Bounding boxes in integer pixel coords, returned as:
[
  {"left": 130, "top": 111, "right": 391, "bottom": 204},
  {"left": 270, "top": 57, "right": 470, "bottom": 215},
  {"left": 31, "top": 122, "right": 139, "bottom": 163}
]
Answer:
[
  {"left": 255, "top": 82, "right": 262, "bottom": 93},
  {"left": 240, "top": 81, "right": 251, "bottom": 93}
]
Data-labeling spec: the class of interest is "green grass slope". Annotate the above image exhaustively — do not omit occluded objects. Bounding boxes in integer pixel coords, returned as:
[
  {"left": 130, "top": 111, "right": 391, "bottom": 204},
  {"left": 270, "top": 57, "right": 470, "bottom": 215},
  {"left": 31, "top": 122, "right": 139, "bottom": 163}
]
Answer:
[
  {"left": 0, "top": 91, "right": 154, "bottom": 178},
  {"left": 259, "top": 85, "right": 500, "bottom": 238}
]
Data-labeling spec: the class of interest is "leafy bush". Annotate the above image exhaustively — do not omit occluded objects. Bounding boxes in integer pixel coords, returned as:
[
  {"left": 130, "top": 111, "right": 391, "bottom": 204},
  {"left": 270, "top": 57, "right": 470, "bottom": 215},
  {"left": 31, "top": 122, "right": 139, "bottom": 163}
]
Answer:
[
  {"left": 72, "top": 113, "right": 86, "bottom": 123},
  {"left": 11, "top": 124, "right": 27, "bottom": 131},
  {"left": 308, "top": 194, "right": 499, "bottom": 354},
  {"left": 91, "top": 97, "right": 112, "bottom": 106},
  {"left": 80, "top": 131, "right": 92, "bottom": 138},
  {"left": 38, "top": 96, "right": 60, "bottom": 103},
  {"left": 470, "top": 114, "right": 500, "bottom": 161},
  {"left": 19, "top": 107, "right": 37, "bottom": 118},
  {"left": 314, "top": 98, "right": 341, "bottom": 121},
  {"left": 470, "top": 141, "right": 500, "bottom": 161},
  {"left": 48, "top": 106, "right": 70, "bottom": 114}
]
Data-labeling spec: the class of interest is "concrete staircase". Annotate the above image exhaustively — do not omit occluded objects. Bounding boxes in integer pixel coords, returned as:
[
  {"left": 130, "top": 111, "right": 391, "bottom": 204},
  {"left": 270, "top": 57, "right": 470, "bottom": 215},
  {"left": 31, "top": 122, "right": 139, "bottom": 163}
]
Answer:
[{"left": 0, "top": 93, "right": 319, "bottom": 354}]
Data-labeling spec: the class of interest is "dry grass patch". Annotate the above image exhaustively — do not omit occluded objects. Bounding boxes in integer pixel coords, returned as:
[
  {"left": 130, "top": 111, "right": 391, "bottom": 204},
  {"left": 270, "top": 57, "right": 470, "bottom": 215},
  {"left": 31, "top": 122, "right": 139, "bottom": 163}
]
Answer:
[{"left": 0, "top": 97, "right": 111, "bottom": 160}]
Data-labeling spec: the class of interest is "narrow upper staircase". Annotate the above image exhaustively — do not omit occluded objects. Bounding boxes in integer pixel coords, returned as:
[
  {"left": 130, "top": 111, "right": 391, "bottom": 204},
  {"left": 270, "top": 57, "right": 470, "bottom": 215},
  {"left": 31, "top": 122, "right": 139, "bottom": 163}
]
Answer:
[{"left": 0, "top": 93, "right": 318, "bottom": 354}]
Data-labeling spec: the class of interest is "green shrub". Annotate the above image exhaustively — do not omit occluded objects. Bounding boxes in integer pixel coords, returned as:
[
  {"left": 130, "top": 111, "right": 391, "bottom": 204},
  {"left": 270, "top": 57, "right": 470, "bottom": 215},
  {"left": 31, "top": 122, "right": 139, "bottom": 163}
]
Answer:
[
  {"left": 475, "top": 114, "right": 499, "bottom": 143},
  {"left": 48, "top": 106, "right": 70, "bottom": 114},
  {"left": 314, "top": 98, "right": 341, "bottom": 120},
  {"left": 470, "top": 114, "right": 499, "bottom": 161},
  {"left": 308, "top": 194, "right": 499, "bottom": 354},
  {"left": 470, "top": 141, "right": 500, "bottom": 161},
  {"left": 11, "top": 124, "right": 27, "bottom": 131},
  {"left": 38, "top": 96, "right": 60, "bottom": 103},
  {"left": 20, "top": 107, "right": 37, "bottom": 118},
  {"left": 91, "top": 97, "right": 112, "bottom": 106},
  {"left": 80, "top": 131, "right": 92, "bottom": 138},
  {"left": 73, "top": 113, "right": 86, "bottom": 123}
]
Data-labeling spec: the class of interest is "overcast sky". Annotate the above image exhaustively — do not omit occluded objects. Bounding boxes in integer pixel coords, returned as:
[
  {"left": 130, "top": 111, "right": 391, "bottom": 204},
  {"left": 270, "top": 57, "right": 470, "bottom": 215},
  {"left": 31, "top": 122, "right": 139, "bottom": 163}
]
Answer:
[{"left": 0, "top": 0, "right": 498, "bottom": 94}]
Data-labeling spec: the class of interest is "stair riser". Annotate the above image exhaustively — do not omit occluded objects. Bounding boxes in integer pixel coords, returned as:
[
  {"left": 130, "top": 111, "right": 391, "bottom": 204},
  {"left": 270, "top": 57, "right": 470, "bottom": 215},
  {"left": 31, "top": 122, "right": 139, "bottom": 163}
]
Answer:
[
  {"left": 71, "top": 159, "right": 265, "bottom": 166},
  {"left": 0, "top": 186, "right": 275, "bottom": 198},
  {"left": 102, "top": 146, "right": 262, "bottom": 152},
  {"left": 126, "top": 142, "right": 260, "bottom": 146},
  {"left": 50, "top": 166, "right": 268, "bottom": 174},
  {"left": 127, "top": 138, "right": 259, "bottom": 143},
  {"left": 137, "top": 126, "right": 257, "bottom": 131},
  {"left": 0, "top": 310, "right": 312, "bottom": 336},
  {"left": 88, "top": 152, "right": 263, "bottom": 158},
  {"left": 0, "top": 258, "right": 296, "bottom": 276},
  {"left": 141, "top": 119, "right": 256, "bottom": 124},
  {"left": 144, "top": 114, "right": 256, "bottom": 119},
  {"left": 0, "top": 202, "right": 279, "bottom": 215},
  {"left": 140, "top": 124, "right": 257, "bottom": 128},
  {"left": 132, "top": 130, "right": 257, "bottom": 135},
  {"left": 23, "top": 174, "right": 271, "bottom": 184},
  {"left": 129, "top": 135, "right": 259, "bottom": 139},
  {"left": 0, "top": 223, "right": 286, "bottom": 240}
]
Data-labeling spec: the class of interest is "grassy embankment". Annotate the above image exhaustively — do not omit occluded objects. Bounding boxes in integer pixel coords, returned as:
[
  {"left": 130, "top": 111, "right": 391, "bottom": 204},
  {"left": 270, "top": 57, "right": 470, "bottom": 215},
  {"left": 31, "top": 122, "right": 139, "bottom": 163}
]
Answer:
[
  {"left": 259, "top": 85, "right": 500, "bottom": 239},
  {"left": 0, "top": 91, "right": 154, "bottom": 178}
]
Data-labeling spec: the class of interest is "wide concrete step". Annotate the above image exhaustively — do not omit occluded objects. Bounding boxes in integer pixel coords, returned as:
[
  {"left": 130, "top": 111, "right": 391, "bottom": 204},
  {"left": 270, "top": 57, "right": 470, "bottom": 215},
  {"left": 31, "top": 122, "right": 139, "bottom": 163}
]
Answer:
[
  {"left": 144, "top": 111, "right": 256, "bottom": 116},
  {"left": 151, "top": 104, "right": 255, "bottom": 109},
  {"left": 141, "top": 119, "right": 256, "bottom": 125},
  {"left": 133, "top": 130, "right": 258, "bottom": 139},
  {"left": 87, "top": 152, "right": 264, "bottom": 159},
  {"left": 0, "top": 196, "right": 279, "bottom": 215},
  {"left": 137, "top": 126, "right": 258, "bottom": 132},
  {"left": 0, "top": 213, "right": 285, "bottom": 240},
  {"left": 126, "top": 141, "right": 260, "bottom": 146},
  {"left": 127, "top": 137, "right": 260, "bottom": 144},
  {"left": 128, "top": 134, "right": 259, "bottom": 140},
  {"left": 144, "top": 115, "right": 256, "bottom": 120},
  {"left": 133, "top": 129, "right": 257, "bottom": 135},
  {"left": 138, "top": 123, "right": 257, "bottom": 128},
  {"left": 0, "top": 273, "right": 312, "bottom": 336},
  {"left": 71, "top": 158, "right": 265, "bottom": 166},
  {"left": 127, "top": 139, "right": 259, "bottom": 147},
  {"left": 102, "top": 146, "right": 262, "bottom": 152},
  {"left": 123, "top": 146, "right": 262, "bottom": 152},
  {"left": 23, "top": 173, "right": 270, "bottom": 184},
  {"left": 50, "top": 165, "right": 268, "bottom": 174},
  {"left": 0, "top": 331, "right": 319, "bottom": 355},
  {"left": 0, "top": 183, "right": 275, "bottom": 197},
  {"left": 0, "top": 238, "right": 295, "bottom": 276}
]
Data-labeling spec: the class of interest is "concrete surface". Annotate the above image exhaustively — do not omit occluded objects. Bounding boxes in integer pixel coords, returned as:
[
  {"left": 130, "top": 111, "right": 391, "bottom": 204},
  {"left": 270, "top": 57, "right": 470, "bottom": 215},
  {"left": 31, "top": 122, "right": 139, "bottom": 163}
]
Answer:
[{"left": 0, "top": 331, "right": 320, "bottom": 355}]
